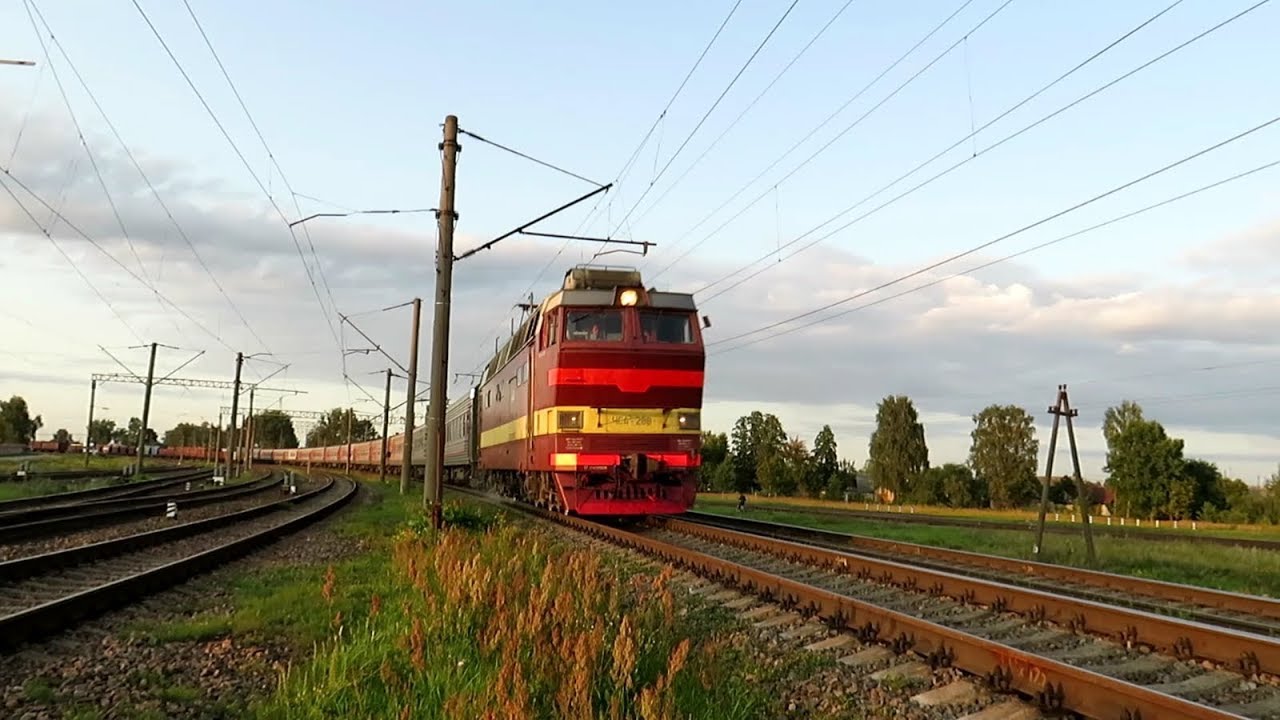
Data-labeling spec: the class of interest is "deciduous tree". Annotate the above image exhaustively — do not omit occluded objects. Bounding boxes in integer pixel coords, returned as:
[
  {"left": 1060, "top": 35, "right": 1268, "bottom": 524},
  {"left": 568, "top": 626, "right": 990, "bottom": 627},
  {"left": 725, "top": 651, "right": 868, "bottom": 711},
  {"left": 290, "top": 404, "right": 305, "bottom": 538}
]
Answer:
[
  {"left": 88, "top": 419, "right": 116, "bottom": 445},
  {"left": 867, "top": 395, "right": 929, "bottom": 501},
  {"left": 969, "top": 404, "right": 1039, "bottom": 509},
  {"left": 1105, "top": 418, "right": 1185, "bottom": 519},
  {"left": 810, "top": 425, "right": 839, "bottom": 489},
  {"left": 306, "top": 408, "right": 377, "bottom": 447},
  {"left": 1102, "top": 400, "right": 1145, "bottom": 459},
  {"left": 253, "top": 410, "right": 299, "bottom": 449},
  {"left": 114, "top": 417, "right": 157, "bottom": 446},
  {"left": 0, "top": 396, "right": 42, "bottom": 444},
  {"left": 729, "top": 411, "right": 785, "bottom": 492},
  {"left": 52, "top": 428, "right": 73, "bottom": 444}
]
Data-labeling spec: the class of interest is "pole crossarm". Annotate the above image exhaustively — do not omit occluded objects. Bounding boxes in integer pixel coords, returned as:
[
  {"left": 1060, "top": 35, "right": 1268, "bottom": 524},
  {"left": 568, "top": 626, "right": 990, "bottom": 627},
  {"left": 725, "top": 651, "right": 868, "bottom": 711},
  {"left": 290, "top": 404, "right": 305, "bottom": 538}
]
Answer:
[
  {"left": 454, "top": 183, "right": 612, "bottom": 262},
  {"left": 516, "top": 229, "right": 655, "bottom": 254},
  {"left": 91, "top": 373, "right": 305, "bottom": 394}
]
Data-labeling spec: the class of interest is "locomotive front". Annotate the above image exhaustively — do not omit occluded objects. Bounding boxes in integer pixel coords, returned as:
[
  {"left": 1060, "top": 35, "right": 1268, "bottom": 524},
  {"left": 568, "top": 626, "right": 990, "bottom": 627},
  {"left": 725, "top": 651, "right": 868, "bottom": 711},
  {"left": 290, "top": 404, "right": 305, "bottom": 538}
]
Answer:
[{"left": 532, "top": 266, "right": 705, "bottom": 515}]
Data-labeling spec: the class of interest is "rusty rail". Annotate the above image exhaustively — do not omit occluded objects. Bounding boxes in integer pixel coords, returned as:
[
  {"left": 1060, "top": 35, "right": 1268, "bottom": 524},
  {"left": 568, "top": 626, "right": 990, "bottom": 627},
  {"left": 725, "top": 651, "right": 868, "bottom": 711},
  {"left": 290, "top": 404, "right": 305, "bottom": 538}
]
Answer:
[
  {"left": 682, "top": 510, "right": 1280, "bottom": 626},
  {"left": 660, "top": 517, "right": 1280, "bottom": 678},
  {"left": 446, "top": 487, "right": 1256, "bottom": 720}
]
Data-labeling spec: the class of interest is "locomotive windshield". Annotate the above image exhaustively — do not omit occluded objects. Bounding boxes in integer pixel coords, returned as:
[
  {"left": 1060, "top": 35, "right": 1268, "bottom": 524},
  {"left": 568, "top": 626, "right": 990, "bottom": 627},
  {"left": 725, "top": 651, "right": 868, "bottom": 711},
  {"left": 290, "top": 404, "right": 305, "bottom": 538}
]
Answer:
[
  {"left": 639, "top": 310, "right": 695, "bottom": 344},
  {"left": 564, "top": 309, "right": 623, "bottom": 341}
]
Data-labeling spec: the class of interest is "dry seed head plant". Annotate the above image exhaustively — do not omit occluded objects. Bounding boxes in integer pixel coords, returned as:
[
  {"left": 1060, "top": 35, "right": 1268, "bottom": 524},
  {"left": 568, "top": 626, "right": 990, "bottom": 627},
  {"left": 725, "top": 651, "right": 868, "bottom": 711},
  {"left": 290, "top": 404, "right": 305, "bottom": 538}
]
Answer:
[{"left": 262, "top": 511, "right": 757, "bottom": 719}]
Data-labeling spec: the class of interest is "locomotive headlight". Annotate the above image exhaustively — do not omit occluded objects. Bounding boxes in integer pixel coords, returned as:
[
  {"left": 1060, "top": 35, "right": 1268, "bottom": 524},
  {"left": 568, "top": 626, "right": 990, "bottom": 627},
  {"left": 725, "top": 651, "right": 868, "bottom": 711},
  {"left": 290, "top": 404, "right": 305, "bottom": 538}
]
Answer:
[
  {"left": 558, "top": 410, "right": 583, "bottom": 430},
  {"left": 619, "top": 289, "right": 639, "bottom": 306},
  {"left": 677, "top": 411, "right": 700, "bottom": 430}
]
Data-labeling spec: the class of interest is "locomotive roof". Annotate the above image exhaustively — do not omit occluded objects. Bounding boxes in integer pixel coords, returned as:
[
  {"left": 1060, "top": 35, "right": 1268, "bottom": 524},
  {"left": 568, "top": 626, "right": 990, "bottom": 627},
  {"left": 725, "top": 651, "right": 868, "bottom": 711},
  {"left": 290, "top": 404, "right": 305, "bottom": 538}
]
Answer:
[{"left": 479, "top": 265, "right": 698, "bottom": 383}]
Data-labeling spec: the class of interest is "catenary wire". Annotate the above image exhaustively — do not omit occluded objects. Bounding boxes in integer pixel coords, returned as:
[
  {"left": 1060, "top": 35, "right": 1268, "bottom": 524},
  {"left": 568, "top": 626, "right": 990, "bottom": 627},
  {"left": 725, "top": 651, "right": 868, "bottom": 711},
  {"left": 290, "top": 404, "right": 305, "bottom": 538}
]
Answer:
[
  {"left": 696, "top": 0, "right": 1252, "bottom": 301},
  {"left": 628, "top": 0, "right": 863, "bottom": 231},
  {"left": 0, "top": 165, "right": 243, "bottom": 351},
  {"left": 711, "top": 156, "right": 1280, "bottom": 357},
  {"left": 707, "top": 117, "right": 1280, "bottom": 351},
  {"left": 458, "top": 127, "right": 604, "bottom": 187},
  {"left": 0, "top": 173, "right": 144, "bottom": 342},
  {"left": 645, "top": 0, "right": 983, "bottom": 279},
  {"left": 609, "top": 0, "right": 804, "bottom": 237},
  {"left": 27, "top": 0, "right": 274, "bottom": 356},
  {"left": 132, "top": 0, "right": 342, "bottom": 350}
]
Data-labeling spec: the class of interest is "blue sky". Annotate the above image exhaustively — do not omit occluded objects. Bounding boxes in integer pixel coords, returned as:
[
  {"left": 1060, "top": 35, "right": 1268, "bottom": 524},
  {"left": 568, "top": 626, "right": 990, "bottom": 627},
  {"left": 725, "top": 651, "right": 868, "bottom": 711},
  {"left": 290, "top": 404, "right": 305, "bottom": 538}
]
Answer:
[{"left": 2, "top": 0, "right": 1278, "bottom": 481}]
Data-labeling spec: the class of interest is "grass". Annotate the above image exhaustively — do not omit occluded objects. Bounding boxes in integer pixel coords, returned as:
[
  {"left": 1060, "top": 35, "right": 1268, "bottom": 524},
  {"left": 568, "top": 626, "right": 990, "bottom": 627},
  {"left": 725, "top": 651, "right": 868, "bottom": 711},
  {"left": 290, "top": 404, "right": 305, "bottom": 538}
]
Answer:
[
  {"left": 698, "top": 492, "right": 1280, "bottom": 540},
  {"left": 697, "top": 501, "right": 1280, "bottom": 597},
  {"left": 0, "top": 453, "right": 140, "bottom": 473},
  {"left": 134, "top": 479, "right": 792, "bottom": 718},
  {"left": 0, "top": 457, "right": 216, "bottom": 503}
]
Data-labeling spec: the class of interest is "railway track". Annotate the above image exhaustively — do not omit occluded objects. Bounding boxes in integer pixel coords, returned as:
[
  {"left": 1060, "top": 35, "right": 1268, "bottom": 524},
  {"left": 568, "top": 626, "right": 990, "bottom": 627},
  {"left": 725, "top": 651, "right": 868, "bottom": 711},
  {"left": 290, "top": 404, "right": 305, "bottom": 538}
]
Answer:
[
  {"left": 726, "top": 500, "right": 1280, "bottom": 552},
  {"left": 0, "top": 467, "right": 213, "bottom": 515},
  {"left": 449, "top": 486, "right": 1280, "bottom": 720},
  {"left": 0, "top": 473, "right": 279, "bottom": 543},
  {"left": 0, "top": 474, "right": 356, "bottom": 651},
  {"left": 680, "top": 510, "right": 1280, "bottom": 638}
]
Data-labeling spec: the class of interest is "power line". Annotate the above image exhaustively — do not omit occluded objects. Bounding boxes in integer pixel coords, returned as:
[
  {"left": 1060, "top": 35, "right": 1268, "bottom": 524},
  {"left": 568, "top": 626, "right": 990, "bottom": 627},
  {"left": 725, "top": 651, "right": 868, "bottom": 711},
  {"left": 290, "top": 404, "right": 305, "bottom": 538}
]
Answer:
[
  {"left": 0, "top": 173, "right": 143, "bottom": 342},
  {"left": 0, "top": 165, "right": 240, "bottom": 351},
  {"left": 21, "top": 0, "right": 187, "bottom": 343},
  {"left": 608, "top": 0, "right": 747, "bottom": 202},
  {"left": 646, "top": 0, "right": 983, "bottom": 279},
  {"left": 697, "top": 0, "right": 1257, "bottom": 302},
  {"left": 458, "top": 127, "right": 604, "bottom": 186},
  {"left": 6, "top": 55, "right": 43, "bottom": 166},
  {"left": 609, "top": 0, "right": 804, "bottom": 236},
  {"left": 457, "top": 0, "right": 752, "bottom": 377},
  {"left": 131, "top": 0, "right": 342, "bottom": 350},
  {"left": 26, "top": 0, "right": 274, "bottom": 356},
  {"left": 627, "top": 0, "right": 863, "bottom": 230},
  {"left": 711, "top": 157, "right": 1280, "bottom": 358},
  {"left": 179, "top": 0, "right": 347, "bottom": 353},
  {"left": 711, "top": 114, "right": 1280, "bottom": 351}
]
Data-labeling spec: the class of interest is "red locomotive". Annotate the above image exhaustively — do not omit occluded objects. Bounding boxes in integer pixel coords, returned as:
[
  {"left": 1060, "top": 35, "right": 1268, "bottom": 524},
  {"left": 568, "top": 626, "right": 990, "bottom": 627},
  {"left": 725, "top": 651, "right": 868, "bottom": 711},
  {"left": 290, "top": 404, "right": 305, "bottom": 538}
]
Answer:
[{"left": 438, "top": 265, "right": 706, "bottom": 515}]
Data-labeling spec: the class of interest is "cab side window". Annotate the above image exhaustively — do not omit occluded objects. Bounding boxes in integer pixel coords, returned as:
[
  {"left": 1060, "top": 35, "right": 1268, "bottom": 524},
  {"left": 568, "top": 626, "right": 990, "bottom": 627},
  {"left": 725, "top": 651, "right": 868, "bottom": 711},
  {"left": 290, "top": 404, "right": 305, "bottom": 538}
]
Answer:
[{"left": 541, "top": 312, "right": 558, "bottom": 349}]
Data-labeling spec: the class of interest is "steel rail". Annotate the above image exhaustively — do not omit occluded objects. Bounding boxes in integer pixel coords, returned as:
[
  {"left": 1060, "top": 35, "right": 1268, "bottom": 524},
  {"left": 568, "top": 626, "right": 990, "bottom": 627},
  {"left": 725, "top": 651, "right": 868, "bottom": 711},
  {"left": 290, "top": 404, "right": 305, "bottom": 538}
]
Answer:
[
  {"left": 445, "top": 486, "right": 1256, "bottom": 719},
  {"left": 0, "top": 467, "right": 212, "bottom": 514},
  {"left": 724, "top": 500, "right": 1280, "bottom": 551},
  {"left": 0, "top": 474, "right": 279, "bottom": 543},
  {"left": 0, "top": 476, "right": 356, "bottom": 650},
  {"left": 660, "top": 517, "right": 1280, "bottom": 678},
  {"left": 681, "top": 510, "right": 1280, "bottom": 632}
]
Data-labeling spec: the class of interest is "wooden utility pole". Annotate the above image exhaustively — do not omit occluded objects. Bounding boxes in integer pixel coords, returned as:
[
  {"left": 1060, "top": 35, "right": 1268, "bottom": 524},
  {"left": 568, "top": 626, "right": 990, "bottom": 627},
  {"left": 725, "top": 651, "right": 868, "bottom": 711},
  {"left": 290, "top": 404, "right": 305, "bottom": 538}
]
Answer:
[
  {"left": 381, "top": 369, "right": 392, "bottom": 483},
  {"left": 424, "top": 114, "right": 459, "bottom": 527},
  {"left": 400, "top": 298, "right": 422, "bottom": 494},
  {"left": 84, "top": 377, "right": 96, "bottom": 467},
  {"left": 136, "top": 342, "right": 158, "bottom": 474},
  {"left": 227, "top": 352, "right": 243, "bottom": 477},
  {"left": 1032, "top": 385, "right": 1096, "bottom": 565}
]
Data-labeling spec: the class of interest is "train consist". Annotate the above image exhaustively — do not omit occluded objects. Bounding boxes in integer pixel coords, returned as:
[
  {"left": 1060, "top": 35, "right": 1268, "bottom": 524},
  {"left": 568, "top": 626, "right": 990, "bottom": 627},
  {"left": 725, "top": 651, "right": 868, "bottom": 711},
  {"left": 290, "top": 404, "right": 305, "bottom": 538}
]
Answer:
[{"left": 262, "top": 265, "right": 706, "bottom": 516}]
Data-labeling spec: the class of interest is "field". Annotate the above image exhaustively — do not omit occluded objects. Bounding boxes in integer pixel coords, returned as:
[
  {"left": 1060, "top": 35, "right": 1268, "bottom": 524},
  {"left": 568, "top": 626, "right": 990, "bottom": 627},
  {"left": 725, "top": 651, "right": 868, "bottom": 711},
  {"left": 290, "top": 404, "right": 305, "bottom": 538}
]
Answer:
[
  {"left": 694, "top": 496, "right": 1280, "bottom": 597},
  {"left": 696, "top": 492, "right": 1280, "bottom": 541}
]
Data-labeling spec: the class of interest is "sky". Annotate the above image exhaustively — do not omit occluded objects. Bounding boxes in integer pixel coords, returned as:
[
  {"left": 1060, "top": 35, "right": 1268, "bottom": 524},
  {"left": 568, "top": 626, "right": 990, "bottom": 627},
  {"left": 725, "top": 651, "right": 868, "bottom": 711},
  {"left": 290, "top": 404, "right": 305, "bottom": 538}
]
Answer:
[{"left": 1, "top": 0, "right": 1278, "bottom": 482}]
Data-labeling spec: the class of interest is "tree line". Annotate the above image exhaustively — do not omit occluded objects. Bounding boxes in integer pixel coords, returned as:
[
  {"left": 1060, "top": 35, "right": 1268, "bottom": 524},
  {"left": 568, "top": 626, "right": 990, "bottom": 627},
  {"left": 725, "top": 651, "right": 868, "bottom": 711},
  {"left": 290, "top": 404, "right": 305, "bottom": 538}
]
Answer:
[
  {"left": 0, "top": 395, "right": 381, "bottom": 451},
  {"left": 703, "top": 396, "right": 1280, "bottom": 524}
]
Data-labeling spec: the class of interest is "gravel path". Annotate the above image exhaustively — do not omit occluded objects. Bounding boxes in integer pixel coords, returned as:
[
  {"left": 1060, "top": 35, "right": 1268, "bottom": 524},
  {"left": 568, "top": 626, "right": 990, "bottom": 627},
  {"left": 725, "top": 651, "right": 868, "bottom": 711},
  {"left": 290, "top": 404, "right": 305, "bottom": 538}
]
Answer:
[{"left": 0, "top": 478, "right": 372, "bottom": 719}]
